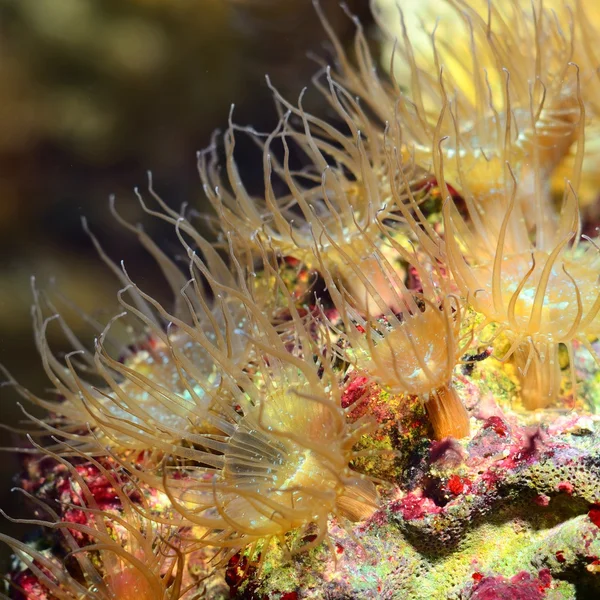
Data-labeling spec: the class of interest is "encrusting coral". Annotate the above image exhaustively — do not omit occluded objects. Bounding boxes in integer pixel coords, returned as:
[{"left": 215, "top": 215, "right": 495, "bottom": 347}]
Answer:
[{"left": 1, "top": 0, "right": 600, "bottom": 598}]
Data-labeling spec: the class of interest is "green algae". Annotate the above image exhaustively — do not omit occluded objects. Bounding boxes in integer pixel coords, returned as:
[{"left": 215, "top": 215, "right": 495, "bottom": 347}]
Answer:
[
  {"left": 254, "top": 511, "right": 583, "bottom": 599},
  {"left": 255, "top": 512, "right": 588, "bottom": 599}
]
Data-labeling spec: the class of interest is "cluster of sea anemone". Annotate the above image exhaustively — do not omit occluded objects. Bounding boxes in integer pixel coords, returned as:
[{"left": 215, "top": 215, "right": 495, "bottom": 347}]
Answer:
[{"left": 1, "top": 0, "right": 599, "bottom": 597}]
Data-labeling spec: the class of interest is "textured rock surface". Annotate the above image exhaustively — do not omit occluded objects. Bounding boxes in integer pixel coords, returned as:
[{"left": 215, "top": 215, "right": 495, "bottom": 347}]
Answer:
[{"left": 232, "top": 354, "right": 600, "bottom": 599}]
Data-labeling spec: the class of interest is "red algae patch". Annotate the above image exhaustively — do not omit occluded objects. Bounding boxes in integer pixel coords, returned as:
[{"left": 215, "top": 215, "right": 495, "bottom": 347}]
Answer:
[
  {"left": 588, "top": 505, "right": 600, "bottom": 528},
  {"left": 391, "top": 492, "right": 443, "bottom": 521},
  {"left": 447, "top": 474, "right": 471, "bottom": 496},
  {"left": 468, "top": 571, "right": 550, "bottom": 599}
]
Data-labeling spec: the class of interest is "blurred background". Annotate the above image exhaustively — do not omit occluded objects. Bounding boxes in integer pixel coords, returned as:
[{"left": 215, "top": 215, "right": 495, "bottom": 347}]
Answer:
[{"left": 0, "top": 0, "right": 375, "bottom": 568}]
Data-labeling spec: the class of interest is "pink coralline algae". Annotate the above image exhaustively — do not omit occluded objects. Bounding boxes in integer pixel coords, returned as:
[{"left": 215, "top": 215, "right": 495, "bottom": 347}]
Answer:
[
  {"left": 391, "top": 413, "right": 600, "bottom": 554},
  {"left": 466, "top": 571, "right": 552, "bottom": 599},
  {"left": 589, "top": 505, "right": 600, "bottom": 528}
]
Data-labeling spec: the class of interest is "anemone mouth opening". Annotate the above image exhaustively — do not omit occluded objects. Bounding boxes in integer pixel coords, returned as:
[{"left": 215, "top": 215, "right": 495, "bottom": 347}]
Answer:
[
  {"left": 357, "top": 315, "right": 455, "bottom": 397},
  {"left": 104, "top": 566, "right": 157, "bottom": 600}
]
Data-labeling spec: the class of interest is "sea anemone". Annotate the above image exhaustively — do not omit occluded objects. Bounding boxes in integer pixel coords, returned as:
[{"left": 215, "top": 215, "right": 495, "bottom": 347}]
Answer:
[
  {"left": 373, "top": 0, "right": 600, "bottom": 209},
  {"left": 122, "top": 260, "right": 380, "bottom": 560},
  {"left": 1, "top": 190, "right": 253, "bottom": 459},
  {"left": 316, "top": 212, "right": 471, "bottom": 440},
  {"left": 331, "top": 0, "right": 580, "bottom": 234},
  {"left": 199, "top": 64, "right": 426, "bottom": 312},
  {"left": 0, "top": 448, "right": 188, "bottom": 600},
  {"left": 2, "top": 168, "right": 381, "bottom": 573},
  {"left": 432, "top": 121, "right": 599, "bottom": 408}
]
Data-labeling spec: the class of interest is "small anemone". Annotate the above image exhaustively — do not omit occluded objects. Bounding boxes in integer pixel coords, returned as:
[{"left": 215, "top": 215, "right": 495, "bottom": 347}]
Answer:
[
  {"left": 1, "top": 186, "right": 254, "bottom": 459},
  {"left": 326, "top": 0, "right": 581, "bottom": 232},
  {"left": 0, "top": 446, "right": 188, "bottom": 600},
  {"left": 433, "top": 122, "right": 600, "bottom": 409},
  {"left": 199, "top": 65, "right": 427, "bottom": 312},
  {"left": 316, "top": 223, "right": 471, "bottom": 440}
]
